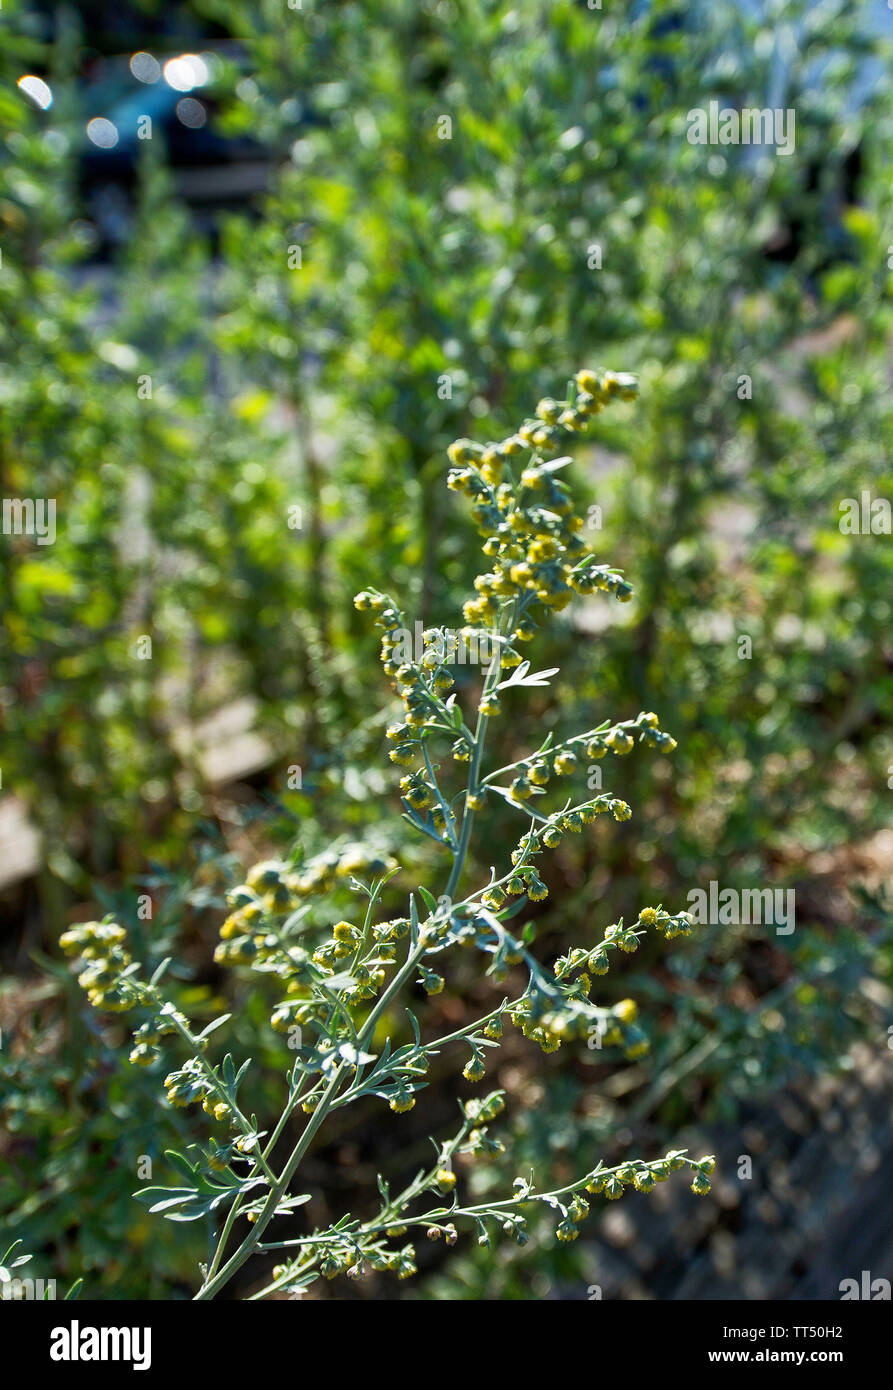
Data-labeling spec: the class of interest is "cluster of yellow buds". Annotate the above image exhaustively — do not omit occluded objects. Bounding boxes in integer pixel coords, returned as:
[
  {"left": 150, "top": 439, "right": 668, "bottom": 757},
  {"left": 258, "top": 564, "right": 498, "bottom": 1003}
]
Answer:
[
  {"left": 462, "top": 1090, "right": 506, "bottom": 1126},
  {"left": 269, "top": 981, "right": 326, "bottom": 1036},
  {"left": 522, "top": 795, "right": 633, "bottom": 853},
  {"left": 445, "top": 370, "right": 638, "bottom": 625},
  {"left": 478, "top": 1151, "right": 722, "bottom": 1248},
  {"left": 399, "top": 771, "right": 433, "bottom": 811},
  {"left": 61, "top": 921, "right": 205, "bottom": 1073},
  {"left": 638, "top": 905, "right": 696, "bottom": 940},
  {"left": 366, "top": 1242, "right": 418, "bottom": 1280},
  {"left": 319, "top": 1247, "right": 356, "bottom": 1280},
  {"left": 597, "top": 999, "right": 651, "bottom": 1060},
  {"left": 463, "top": 1126, "right": 505, "bottom": 1159},
  {"left": 469, "top": 797, "right": 637, "bottom": 917},
  {"left": 552, "top": 904, "right": 696, "bottom": 988},
  {"left": 584, "top": 1151, "right": 716, "bottom": 1204},
  {"left": 508, "top": 1001, "right": 567, "bottom": 1054},
  {"left": 162, "top": 1056, "right": 224, "bottom": 1117},
  {"left": 373, "top": 916, "right": 410, "bottom": 945},
  {"left": 496, "top": 914, "right": 670, "bottom": 1054},
  {"left": 555, "top": 1192, "right": 591, "bottom": 1241},
  {"left": 354, "top": 595, "right": 471, "bottom": 777},
  {"left": 522, "top": 717, "right": 678, "bottom": 794},
  {"left": 530, "top": 905, "right": 705, "bottom": 1058},
  {"left": 235, "top": 846, "right": 397, "bottom": 910},
  {"left": 129, "top": 1008, "right": 188, "bottom": 1068},
  {"left": 60, "top": 920, "right": 139, "bottom": 1014},
  {"left": 501, "top": 718, "right": 676, "bottom": 812},
  {"left": 213, "top": 847, "right": 400, "bottom": 1033},
  {"left": 315, "top": 919, "right": 360, "bottom": 963}
]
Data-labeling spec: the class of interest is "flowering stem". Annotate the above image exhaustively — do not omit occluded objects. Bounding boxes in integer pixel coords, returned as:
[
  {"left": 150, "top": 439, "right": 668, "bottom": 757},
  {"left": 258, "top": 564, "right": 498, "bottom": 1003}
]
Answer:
[
  {"left": 196, "top": 933, "right": 430, "bottom": 1299},
  {"left": 445, "top": 599, "right": 516, "bottom": 900},
  {"left": 480, "top": 717, "right": 636, "bottom": 785},
  {"left": 422, "top": 740, "right": 460, "bottom": 851},
  {"left": 163, "top": 1007, "right": 277, "bottom": 1185},
  {"left": 197, "top": 873, "right": 409, "bottom": 1300}
]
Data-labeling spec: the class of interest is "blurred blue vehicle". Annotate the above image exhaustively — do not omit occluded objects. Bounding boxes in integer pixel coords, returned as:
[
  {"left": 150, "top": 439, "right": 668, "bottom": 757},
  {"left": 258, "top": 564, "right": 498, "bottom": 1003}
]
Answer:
[{"left": 76, "top": 46, "right": 273, "bottom": 245}]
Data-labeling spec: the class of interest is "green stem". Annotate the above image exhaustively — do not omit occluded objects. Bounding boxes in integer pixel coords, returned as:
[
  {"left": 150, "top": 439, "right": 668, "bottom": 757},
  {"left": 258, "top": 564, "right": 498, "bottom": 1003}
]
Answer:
[
  {"left": 195, "top": 878, "right": 421, "bottom": 1300},
  {"left": 197, "top": 596, "right": 518, "bottom": 1298},
  {"left": 250, "top": 1151, "right": 705, "bottom": 1275},
  {"left": 445, "top": 600, "right": 516, "bottom": 900}
]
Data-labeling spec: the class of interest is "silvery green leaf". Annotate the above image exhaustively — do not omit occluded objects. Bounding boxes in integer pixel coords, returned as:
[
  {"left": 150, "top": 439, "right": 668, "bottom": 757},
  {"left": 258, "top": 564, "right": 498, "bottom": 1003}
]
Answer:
[
  {"left": 315, "top": 969, "right": 356, "bottom": 993},
  {"left": 537, "top": 455, "right": 573, "bottom": 473},
  {"left": 272, "top": 1193, "right": 311, "bottom": 1211},
  {"left": 281, "top": 904, "right": 313, "bottom": 933},
  {"left": 497, "top": 665, "right": 560, "bottom": 692},
  {"left": 196, "top": 1014, "right": 231, "bottom": 1041},
  {"left": 133, "top": 1187, "right": 196, "bottom": 1212},
  {"left": 338, "top": 1043, "right": 377, "bottom": 1065},
  {"left": 164, "top": 1149, "right": 198, "bottom": 1182},
  {"left": 417, "top": 885, "right": 437, "bottom": 912},
  {"left": 401, "top": 809, "right": 445, "bottom": 845},
  {"left": 149, "top": 957, "right": 172, "bottom": 987}
]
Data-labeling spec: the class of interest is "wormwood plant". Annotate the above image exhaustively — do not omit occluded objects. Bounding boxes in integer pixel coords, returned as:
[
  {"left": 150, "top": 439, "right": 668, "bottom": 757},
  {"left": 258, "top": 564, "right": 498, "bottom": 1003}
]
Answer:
[{"left": 61, "top": 371, "right": 714, "bottom": 1300}]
